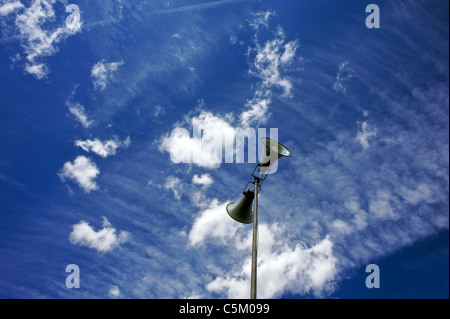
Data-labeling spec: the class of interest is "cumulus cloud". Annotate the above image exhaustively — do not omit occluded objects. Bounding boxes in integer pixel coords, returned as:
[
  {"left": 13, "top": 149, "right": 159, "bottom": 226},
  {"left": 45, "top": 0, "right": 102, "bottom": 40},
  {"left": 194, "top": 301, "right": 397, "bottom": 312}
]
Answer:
[
  {"left": 91, "top": 59, "right": 124, "bottom": 90},
  {"left": 159, "top": 109, "right": 264, "bottom": 169},
  {"left": 159, "top": 111, "right": 235, "bottom": 169},
  {"left": 108, "top": 285, "right": 121, "bottom": 298},
  {"left": 192, "top": 174, "right": 213, "bottom": 188},
  {"left": 187, "top": 194, "right": 338, "bottom": 299},
  {"left": 205, "top": 224, "right": 338, "bottom": 298},
  {"left": 59, "top": 156, "right": 99, "bottom": 193},
  {"left": 188, "top": 200, "right": 243, "bottom": 247},
  {"left": 75, "top": 137, "right": 130, "bottom": 158},
  {"left": 69, "top": 217, "right": 129, "bottom": 253},
  {"left": 6, "top": 0, "right": 82, "bottom": 78}
]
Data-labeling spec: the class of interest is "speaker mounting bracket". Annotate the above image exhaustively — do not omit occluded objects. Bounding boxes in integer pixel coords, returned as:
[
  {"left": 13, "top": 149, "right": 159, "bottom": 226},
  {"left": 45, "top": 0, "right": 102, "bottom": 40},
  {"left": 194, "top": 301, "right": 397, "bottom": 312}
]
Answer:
[{"left": 242, "top": 163, "right": 270, "bottom": 193}]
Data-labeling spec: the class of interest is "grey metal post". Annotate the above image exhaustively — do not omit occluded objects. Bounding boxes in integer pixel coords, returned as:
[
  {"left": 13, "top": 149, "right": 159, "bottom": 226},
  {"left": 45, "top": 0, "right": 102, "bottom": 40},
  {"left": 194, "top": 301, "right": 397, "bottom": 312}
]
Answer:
[{"left": 250, "top": 177, "right": 259, "bottom": 299}]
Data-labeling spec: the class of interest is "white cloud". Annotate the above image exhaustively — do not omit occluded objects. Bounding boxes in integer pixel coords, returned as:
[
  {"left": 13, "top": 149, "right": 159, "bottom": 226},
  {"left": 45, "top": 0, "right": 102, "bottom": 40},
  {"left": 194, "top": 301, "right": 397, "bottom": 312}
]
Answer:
[
  {"left": 280, "top": 41, "right": 298, "bottom": 64},
  {"left": 108, "top": 285, "right": 121, "bottom": 298},
  {"left": 91, "top": 59, "right": 124, "bottom": 90},
  {"left": 248, "top": 10, "right": 274, "bottom": 30},
  {"left": 188, "top": 200, "right": 242, "bottom": 247},
  {"left": 333, "top": 61, "right": 353, "bottom": 93},
  {"left": 164, "top": 176, "right": 183, "bottom": 200},
  {"left": 0, "top": 1, "right": 24, "bottom": 16},
  {"left": 399, "top": 184, "right": 436, "bottom": 205},
  {"left": 67, "top": 101, "right": 93, "bottom": 128},
  {"left": 153, "top": 105, "right": 165, "bottom": 117},
  {"left": 331, "top": 219, "right": 353, "bottom": 235},
  {"left": 75, "top": 137, "right": 130, "bottom": 158},
  {"left": 241, "top": 21, "right": 299, "bottom": 127},
  {"left": 192, "top": 174, "right": 213, "bottom": 188},
  {"left": 250, "top": 28, "right": 298, "bottom": 97},
  {"left": 23, "top": 63, "right": 48, "bottom": 79},
  {"left": 159, "top": 15, "right": 300, "bottom": 164},
  {"left": 59, "top": 156, "right": 99, "bottom": 193},
  {"left": 369, "top": 190, "right": 398, "bottom": 220},
  {"left": 205, "top": 224, "right": 338, "bottom": 298},
  {"left": 9, "top": 0, "right": 82, "bottom": 78},
  {"left": 344, "top": 200, "right": 369, "bottom": 231},
  {"left": 69, "top": 217, "right": 129, "bottom": 253},
  {"left": 159, "top": 111, "right": 235, "bottom": 169},
  {"left": 356, "top": 121, "right": 377, "bottom": 149},
  {"left": 240, "top": 94, "right": 271, "bottom": 128},
  {"left": 190, "top": 191, "right": 210, "bottom": 209}
]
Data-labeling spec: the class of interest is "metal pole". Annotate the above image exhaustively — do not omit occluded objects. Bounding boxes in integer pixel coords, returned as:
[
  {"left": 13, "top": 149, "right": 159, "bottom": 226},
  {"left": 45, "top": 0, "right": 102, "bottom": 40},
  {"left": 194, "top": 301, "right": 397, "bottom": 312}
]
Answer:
[{"left": 250, "top": 177, "right": 259, "bottom": 299}]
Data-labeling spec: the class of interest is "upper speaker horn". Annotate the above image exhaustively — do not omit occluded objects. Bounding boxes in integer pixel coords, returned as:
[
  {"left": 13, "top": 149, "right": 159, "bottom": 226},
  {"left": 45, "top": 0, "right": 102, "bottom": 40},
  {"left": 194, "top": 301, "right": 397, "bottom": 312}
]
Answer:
[{"left": 259, "top": 137, "right": 291, "bottom": 174}]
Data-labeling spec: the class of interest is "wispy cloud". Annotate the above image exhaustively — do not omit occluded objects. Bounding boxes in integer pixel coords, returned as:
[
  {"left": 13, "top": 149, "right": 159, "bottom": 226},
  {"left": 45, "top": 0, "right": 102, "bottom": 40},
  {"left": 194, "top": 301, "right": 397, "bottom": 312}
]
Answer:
[
  {"left": 356, "top": 121, "right": 377, "bottom": 149},
  {"left": 153, "top": 0, "right": 255, "bottom": 15},
  {"left": 91, "top": 59, "right": 124, "bottom": 91},
  {"left": 250, "top": 27, "right": 299, "bottom": 97},
  {"left": 67, "top": 101, "right": 93, "bottom": 128},
  {"left": 248, "top": 11, "right": 274, "bottom": 30},
  {"left": 241, "top": 16, "right": 299, "bottom": 127},
  {"left": 75, "top": 137, "right": 130, "bottom": 158},
  {"left": 164, "top": 176, "right": 183, "bottom": 200},
  {"left": 333, "top": 61, "right": 353, "bottom": 93},
  {"left": 240, "top": 92, "right": 271, "bottom": 128},
  {"left": 2, "top": 0, "right": 82, "bottom": 78}
]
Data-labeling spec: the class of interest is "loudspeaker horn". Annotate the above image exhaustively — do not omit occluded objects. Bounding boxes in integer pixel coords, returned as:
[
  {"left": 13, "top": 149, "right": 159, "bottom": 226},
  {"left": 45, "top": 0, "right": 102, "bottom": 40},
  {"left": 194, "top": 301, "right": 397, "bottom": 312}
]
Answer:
[
  {"left": 259, "top": 137, "right": 292, "bottom": 174},
  {"left": 226, "top": 189, "right": 254, "bottom": 224}
]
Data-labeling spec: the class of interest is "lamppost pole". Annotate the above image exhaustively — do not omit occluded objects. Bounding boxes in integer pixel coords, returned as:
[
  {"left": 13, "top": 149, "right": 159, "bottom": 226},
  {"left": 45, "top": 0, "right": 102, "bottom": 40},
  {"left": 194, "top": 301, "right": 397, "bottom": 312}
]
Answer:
[
  {"left": 250, "top": 177, "right": 259, "bottom": 299},
  {"left": 226, "top": 137, "right": 291, "bottom": 300}
]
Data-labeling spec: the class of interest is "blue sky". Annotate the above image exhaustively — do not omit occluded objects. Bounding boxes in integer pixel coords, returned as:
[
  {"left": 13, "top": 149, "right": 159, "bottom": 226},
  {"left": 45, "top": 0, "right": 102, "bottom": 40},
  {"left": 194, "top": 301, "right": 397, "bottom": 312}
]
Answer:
[{"left": 0, "top": 0, "right": 448, "bottom": 299}]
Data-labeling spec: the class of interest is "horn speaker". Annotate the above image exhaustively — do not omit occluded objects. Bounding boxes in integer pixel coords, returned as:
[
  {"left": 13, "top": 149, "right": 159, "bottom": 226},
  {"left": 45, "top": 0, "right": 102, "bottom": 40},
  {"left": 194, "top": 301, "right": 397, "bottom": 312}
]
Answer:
[
  {"left": 226, "top": 189, "right": 254, "bottom": 224},
  {"left": 259, "top": 137, "right": 292, "bottom": 174}
]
